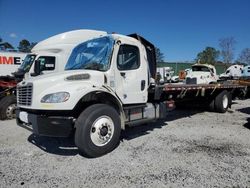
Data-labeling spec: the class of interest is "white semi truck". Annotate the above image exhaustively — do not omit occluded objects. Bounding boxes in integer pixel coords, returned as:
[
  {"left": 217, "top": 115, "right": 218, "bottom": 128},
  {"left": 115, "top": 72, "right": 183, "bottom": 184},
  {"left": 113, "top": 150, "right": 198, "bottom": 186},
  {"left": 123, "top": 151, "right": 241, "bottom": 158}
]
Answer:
[
  {"left": 16, "top": 32, "right": 245, "bottom": 157},
  {"left": 0, "top": 30, "right": 107, "bottom": 120}
]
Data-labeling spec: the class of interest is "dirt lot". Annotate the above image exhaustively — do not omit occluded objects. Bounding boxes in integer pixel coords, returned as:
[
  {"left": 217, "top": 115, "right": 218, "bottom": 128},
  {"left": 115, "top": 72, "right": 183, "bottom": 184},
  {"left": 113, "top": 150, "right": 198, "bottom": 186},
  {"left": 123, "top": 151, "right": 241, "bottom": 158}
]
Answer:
[{"left": 0, "top": 99, "right": 250, "bottom": 188}]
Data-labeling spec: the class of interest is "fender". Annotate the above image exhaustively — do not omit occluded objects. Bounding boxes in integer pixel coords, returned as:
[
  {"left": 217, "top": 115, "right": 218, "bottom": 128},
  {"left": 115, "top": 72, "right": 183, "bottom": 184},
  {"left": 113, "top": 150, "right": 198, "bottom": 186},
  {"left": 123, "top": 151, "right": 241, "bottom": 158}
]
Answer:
[{"left": 75, "top": 85, "right": 126, "bottom": 130}]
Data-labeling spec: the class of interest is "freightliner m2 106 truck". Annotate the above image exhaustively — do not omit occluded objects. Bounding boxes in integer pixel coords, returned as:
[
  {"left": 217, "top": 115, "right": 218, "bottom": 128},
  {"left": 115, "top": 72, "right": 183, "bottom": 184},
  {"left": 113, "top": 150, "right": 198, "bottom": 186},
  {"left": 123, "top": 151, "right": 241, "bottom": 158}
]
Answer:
[
  {"left": 0, "top": 30, "right": 107, "bottom": 120},
  {"left": 16, "top": 32, "right": 245, "bottom": 157}
]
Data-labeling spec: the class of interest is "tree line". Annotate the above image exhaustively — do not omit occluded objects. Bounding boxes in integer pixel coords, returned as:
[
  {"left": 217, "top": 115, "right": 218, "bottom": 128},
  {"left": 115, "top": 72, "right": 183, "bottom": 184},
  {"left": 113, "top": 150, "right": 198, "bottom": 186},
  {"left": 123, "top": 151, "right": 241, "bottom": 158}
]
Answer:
[
  {"left": 196, "top": 37, "right": 250, "bottom": 65},
  {"left": 0, "top": 37, "right": 37, "bottom": 53},
  {"left": 156, "top": 36, "right": 250, "bottom": 65}
]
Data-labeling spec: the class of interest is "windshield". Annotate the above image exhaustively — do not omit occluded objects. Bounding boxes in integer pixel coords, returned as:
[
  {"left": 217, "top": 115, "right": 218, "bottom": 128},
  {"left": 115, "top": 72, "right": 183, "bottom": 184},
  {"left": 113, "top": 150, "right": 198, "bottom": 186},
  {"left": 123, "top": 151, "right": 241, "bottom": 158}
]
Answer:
[
  {"left": 65, "top": 36, "right": 114, "bottom": 71},
  {"left": 192, "top": 66, "right": 210, "bottom": 72},
  {"left": 19, "top": 54, "right": 36, "bottom": 72}
]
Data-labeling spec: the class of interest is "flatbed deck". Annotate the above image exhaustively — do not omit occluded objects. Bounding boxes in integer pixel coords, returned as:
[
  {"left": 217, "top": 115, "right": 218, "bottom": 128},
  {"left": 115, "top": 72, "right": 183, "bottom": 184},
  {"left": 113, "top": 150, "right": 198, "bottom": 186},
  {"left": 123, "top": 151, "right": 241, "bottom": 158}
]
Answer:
[
  {"left": 163, "top": 83, "right": 245, "bottom": 91},
  {"left": 152, "top": 82, "right": 247, "bottom": 101}
]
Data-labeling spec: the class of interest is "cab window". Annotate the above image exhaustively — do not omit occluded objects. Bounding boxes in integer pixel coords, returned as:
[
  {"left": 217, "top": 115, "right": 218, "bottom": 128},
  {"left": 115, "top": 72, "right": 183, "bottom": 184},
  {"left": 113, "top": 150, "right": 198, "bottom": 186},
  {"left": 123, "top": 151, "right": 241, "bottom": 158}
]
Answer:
[{"left": 117, "top": 45, "right": 140, "bottom": 70}]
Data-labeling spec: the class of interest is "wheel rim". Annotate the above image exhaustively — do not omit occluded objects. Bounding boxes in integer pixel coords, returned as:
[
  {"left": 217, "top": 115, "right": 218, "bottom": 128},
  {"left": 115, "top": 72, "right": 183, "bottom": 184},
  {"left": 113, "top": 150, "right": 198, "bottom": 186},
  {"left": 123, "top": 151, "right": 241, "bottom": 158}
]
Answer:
[
  {"left": 6, "top": 103, "right": 17, "bottom": 119},
  {"left": 90, "top": 115, "right": 114, "bottom": 146},
  {"left": 222, "top": 95, "right": 228, "bottom": 109}
]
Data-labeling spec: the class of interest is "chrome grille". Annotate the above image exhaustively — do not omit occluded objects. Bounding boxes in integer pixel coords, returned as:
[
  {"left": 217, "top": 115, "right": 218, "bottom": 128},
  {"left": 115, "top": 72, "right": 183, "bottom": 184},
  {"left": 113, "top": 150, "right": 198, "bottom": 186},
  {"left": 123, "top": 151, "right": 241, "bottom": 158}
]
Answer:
[{"left": 17, "top": 83, "right": 33, "bottom": 106}]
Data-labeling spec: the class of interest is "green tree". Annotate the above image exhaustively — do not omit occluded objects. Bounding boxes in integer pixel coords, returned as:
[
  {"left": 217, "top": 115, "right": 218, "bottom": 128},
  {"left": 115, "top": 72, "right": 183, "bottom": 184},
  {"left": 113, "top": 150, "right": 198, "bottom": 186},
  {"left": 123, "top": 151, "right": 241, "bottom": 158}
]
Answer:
[
  {"left": 0, "top": 37, "right": 14, "bottom": 51},
  {"left": 18, "top": 39, "right": 31, "bottom": 52},
  {"left": 30, "top": 42, "right": 37, "bottom": 49},
  {"left": 196, "top": 47, "right": 219, "bottom": 65},
  {"left": 155, "top": 47, "right": 165, "bottom": 63}
]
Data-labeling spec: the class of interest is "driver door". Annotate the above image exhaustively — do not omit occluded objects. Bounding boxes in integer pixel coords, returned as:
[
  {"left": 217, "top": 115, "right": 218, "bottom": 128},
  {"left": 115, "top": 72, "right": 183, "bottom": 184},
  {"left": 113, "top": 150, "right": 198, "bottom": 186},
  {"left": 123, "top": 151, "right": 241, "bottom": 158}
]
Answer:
[{"left": 114, "top": 41, "right": 148, "bottom": 104}]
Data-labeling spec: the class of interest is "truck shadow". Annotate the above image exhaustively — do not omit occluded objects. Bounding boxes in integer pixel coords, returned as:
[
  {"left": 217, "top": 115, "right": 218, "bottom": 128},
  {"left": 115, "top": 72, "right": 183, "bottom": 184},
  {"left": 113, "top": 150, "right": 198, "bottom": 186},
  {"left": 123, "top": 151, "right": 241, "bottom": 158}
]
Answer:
[
  {"left": 121, "top": 120, "right": 167, "bottom": 140},
  {"left": 237, "top": 107, "right": 250, "bottom": 130},
  {"left": 27, "top": 134, "right": 78, "bottom": 156},
  {"left": 165, "top": 108, "right": 204, "bottom": 122},
  {"left": 243, "top": 118, "right": 250, "bottom": 130},
  {"left": 238, "top": 107, "right": 250, "bottom": 115},
  {"left": 27, "top": 108, "right": 206, "bottom": 156},
  {"left": 122, "top": 108, "right": 204, "bottom": 140}
]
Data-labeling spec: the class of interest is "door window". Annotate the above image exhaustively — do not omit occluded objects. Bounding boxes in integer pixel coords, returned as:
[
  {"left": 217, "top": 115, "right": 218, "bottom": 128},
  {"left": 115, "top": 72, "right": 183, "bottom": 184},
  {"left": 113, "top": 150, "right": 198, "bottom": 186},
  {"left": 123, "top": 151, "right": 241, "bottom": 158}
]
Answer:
[{"left": 117, "top": 45, "right": 140, "bottom": 70}]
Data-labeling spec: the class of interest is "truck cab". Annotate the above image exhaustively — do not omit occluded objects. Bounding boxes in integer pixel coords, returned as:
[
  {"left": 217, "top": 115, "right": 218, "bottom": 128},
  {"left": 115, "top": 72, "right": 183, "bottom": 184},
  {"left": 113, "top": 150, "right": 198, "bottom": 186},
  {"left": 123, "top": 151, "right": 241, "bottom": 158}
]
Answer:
[
  {"left": 185, "top": 64, "right": 218, "bottom": 84},
  {"left": 0, "top": 30, "right": 107, "bottom": 120},
  {"left": 24, "top": 29, "right": 108, "bottom": 79},
  {"left": 17, "top": 33, "right": 158, "bottom": 157},
  {"left": 219, "top": 65, "right": 244, "bottom": 79}
]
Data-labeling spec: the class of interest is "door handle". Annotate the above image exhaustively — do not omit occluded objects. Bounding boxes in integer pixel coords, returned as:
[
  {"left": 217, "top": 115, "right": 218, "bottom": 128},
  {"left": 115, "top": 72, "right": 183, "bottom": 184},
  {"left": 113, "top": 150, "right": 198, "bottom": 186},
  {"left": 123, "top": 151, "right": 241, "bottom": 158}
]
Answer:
[
  {"left": 141, "top": 80, "right": 146, "bottom": 91},
  {"left": 120, "top": 72, "right": 126, "bottom": 78}
]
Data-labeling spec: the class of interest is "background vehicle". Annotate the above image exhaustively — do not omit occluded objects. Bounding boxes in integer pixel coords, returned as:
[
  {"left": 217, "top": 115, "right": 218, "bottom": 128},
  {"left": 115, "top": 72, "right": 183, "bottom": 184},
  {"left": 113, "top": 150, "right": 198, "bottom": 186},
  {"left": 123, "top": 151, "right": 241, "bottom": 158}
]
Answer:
[
  {"left": 185, "top": 64, "right": 218, "bottom": 84},
  {"left": 219, "top": 65, "right": 244, "bottom": 79},
  {"left": 156, "top": 67, "right": 174, "bottom": 83},
  {"left": 16, "top": 32, "right": 245, "bottom": 157},
  {"left": 0, "top": 52, "right": 27, "bottom": 76},
  {"left": 0, "top": 52, "right": 28, "bottom": 120},
  {"left": 0, "top": 30, "right": 107, "bottom": 120},
  {"left": 242, "top": 65, "right": 250, "bottom": 77}
]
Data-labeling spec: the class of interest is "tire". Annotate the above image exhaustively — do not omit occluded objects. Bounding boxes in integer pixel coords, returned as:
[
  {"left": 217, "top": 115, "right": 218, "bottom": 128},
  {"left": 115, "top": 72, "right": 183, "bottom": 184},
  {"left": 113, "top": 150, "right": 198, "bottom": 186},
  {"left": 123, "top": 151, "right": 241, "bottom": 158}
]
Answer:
[
  {"left": 0, "top": 95, "right": 17, "bottom": 120},
  {"left": 214, "top": 90, "right": 229, "bottom": 113},
  {"left": 75, "top": 104, "right": 121, "bottom": 158},
  {"left": 208, "top": 99, "right": 215, "bottom": 111}
]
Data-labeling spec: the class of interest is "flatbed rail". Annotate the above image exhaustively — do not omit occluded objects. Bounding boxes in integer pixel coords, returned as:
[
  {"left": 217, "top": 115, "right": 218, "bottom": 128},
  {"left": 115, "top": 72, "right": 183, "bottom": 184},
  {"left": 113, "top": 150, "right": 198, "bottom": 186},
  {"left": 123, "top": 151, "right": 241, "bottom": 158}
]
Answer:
[
  {"left": 163, "top": 83, "right": 245, "bottom": 92},
  {"left": 152, "top": 83, "right": 247, "bottom": 100}
]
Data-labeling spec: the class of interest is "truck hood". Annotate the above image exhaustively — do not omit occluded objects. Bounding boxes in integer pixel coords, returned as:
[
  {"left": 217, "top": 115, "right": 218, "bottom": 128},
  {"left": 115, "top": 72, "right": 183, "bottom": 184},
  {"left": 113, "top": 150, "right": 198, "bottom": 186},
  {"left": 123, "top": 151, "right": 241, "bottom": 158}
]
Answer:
[
  {"left": 21, "top": 70, "right": 105, "bottom": 87},
  {"left": 18, "top": 70, "right": 107, "bottom": 110}
]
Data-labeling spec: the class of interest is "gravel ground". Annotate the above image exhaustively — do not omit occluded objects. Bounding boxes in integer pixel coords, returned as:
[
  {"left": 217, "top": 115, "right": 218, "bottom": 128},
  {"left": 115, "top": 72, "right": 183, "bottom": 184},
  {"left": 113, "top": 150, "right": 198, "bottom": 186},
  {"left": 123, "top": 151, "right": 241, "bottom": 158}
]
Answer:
[{"left": 0, "top": 99, "right": 250, "bottom": 188}]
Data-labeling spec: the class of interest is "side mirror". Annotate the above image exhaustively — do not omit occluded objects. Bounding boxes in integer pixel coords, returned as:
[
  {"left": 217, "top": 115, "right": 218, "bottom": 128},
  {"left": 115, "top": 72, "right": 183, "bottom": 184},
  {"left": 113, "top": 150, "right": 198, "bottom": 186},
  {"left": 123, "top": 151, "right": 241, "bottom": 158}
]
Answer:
[{"left": 31, "top": 60, "right": 41, "bottom": 76}]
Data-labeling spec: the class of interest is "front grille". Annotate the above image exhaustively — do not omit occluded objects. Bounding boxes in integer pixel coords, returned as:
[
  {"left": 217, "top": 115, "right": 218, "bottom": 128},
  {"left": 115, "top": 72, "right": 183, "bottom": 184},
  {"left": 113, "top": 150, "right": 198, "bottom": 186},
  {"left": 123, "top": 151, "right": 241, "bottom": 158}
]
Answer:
[
  {"left": 17, "top": 83, "right": 33, "bottom": 106},
  {"left": 186, "top": 77, "right": 197, "bottom": 84}
]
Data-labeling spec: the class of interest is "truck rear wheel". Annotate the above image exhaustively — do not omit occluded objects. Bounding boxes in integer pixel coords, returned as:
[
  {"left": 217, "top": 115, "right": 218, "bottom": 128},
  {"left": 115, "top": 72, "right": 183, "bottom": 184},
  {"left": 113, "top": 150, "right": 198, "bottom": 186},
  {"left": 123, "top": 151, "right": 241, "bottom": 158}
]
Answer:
[
  {"left": 214, "top": 90, "right": 229, "bottom": 113},
  {"left": 0, "top": 95, "right": 17, "bottom": 120},
  {"left": 208, "top": 99, "right": 215, "bottom": 111},
  {"left": 75, "top": 104, "right": 121, "bottom": 158}
]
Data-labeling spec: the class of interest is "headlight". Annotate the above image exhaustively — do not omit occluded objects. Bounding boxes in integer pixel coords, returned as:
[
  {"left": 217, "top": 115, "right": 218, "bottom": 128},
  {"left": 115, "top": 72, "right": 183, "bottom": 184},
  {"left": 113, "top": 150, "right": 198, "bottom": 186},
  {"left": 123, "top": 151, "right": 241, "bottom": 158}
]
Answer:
[{"left": 41, "top": 92, "right": 70, "bottom": 103}]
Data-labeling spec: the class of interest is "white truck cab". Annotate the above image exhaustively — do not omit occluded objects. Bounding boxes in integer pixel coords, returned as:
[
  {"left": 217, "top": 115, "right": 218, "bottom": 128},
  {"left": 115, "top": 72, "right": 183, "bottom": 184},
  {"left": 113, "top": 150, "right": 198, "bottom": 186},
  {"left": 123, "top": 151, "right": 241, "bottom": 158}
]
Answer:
[
  {"left": 242, "top": 66, "right": 250, "bottom": 77},
  {"left": 185, "top": 64, "right": 218, "bottom": 84},
  {"left": 17, "top": 33, "right": 158, "bottom": 157},
  {"left": 0, "top": 30, "right": 108, "bottom": 121},
  {"left": 219, "top": 65, "right": 243, "bottom": 79}
]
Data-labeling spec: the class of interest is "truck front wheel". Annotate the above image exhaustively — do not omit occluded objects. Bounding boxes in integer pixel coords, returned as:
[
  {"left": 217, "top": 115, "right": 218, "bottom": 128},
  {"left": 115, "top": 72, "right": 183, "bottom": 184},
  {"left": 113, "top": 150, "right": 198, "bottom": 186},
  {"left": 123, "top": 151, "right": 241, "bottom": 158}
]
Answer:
[
  {"left": 0, "top": 95, "right": 17, "bottom": 120},
  {"left": 75, "top": 104, "right": 121, "bottom": 158},
  {"left": 214, "top": 90, "right": 229, "bottom": 113}
]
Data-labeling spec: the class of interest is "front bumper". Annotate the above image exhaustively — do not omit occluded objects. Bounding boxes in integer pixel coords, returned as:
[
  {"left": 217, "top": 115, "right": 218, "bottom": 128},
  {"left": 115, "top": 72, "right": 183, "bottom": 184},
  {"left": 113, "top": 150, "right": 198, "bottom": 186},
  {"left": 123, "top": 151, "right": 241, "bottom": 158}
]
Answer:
[{"left": 16, "top": 109, "right": 74, "bottom": 137}]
